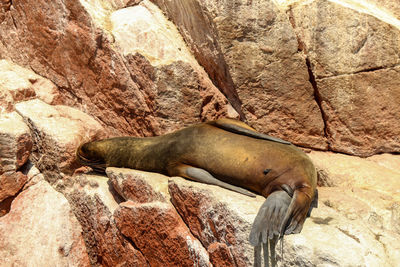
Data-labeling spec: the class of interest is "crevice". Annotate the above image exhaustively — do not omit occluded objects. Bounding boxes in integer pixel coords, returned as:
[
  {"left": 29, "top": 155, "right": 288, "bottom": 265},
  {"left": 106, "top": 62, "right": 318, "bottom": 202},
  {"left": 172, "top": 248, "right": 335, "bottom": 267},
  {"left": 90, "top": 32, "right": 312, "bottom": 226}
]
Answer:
[
  {"left": 167, "top": 182, "right": 210, "bottom": 254},
  {"left": 338, "top": 228, "right": 360, "bottom": 243},
  {"left": 122, "top": 234, "right": 150, "bottom": 266},
  {"left": 305, "top": 58, "right": 329, "bottom": 141}
]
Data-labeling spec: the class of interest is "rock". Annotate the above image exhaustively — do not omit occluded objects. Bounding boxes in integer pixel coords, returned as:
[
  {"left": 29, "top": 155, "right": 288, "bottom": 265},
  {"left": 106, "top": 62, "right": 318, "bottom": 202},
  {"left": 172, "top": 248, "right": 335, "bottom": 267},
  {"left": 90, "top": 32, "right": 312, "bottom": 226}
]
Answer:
[
  {"left": 0, "top": 171, "right": 27, "bottom": 202},
  {"left": 316, "top": 67, "right": 400, "bottom": 156},
  {"left": 309, "top": 151, "right": 400, "bottom": 197},
  {"left": 150, "top": 0, "right": 243, "bottom": 116},
  {"left": 168, "top": 176, "right": 262, "bottom": 266},
  {"left": 107, "top": 167, "right": 167, "bottom": 203},
  {"left": 110, "top": 0, "right": 239, "bottom": 133},
  {"left": 107, "top": 168, "right": 211, "bottom": 266},
  {"left": 0, "top": 112, "right": 32, "bottom": 174},
  {"left": 290, "top": 0, "right": 400, "bottom": 78},
  {"left": 290, "top": 0, "right": 400, "bottom": 156},
  {"left": 0, "top": 59, "right": 60, "bottom": 112},
  {"left": 0, "top": 0, "right": 236, "bottom": 138},
  {"left": 15, "top": 99, "right": 105, "bottom": 182},
  {"left": 0, "top": 181, "right": 90, "bottom": 266},
  {"left": 152, "top": 0, "right": 327, "bottom": 149},
  {"left": 65, "top": 173, "right": 147, "bottom": 266},
  {"left": 115, "top": 201, "right": 211, "bottom": 267},
  {"left": 168, "top": 173, "right": 400, "bottom": 266}
]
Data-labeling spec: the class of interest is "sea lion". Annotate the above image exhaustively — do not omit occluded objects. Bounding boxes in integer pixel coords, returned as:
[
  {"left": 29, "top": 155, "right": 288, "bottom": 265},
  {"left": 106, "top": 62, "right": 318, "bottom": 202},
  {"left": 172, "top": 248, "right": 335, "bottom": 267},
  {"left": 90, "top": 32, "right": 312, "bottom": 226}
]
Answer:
[{"left": 77, "top": 118, "right": 318, "bottom": 265}]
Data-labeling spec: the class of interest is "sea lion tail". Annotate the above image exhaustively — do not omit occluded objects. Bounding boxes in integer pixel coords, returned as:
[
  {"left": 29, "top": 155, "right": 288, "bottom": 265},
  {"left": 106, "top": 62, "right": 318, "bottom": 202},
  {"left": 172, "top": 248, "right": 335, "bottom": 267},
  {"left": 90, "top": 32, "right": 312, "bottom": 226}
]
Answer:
[{"left": 249, "top": 190, "right": 291, "bottom": 266}]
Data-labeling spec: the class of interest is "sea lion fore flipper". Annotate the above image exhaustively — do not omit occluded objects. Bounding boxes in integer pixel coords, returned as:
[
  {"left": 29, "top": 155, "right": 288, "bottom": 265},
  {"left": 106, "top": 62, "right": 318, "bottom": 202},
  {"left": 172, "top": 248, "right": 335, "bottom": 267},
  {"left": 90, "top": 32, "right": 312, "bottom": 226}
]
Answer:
[
  {"left": 168, "top": 164, "right": 256, "bottom": 197},
  {"left": 209, "top": 118, "right": 291, "bottom": 145},
  {"left": 250, "top": 191, "right": 290, "bottom": 266},
  {"left": 249, "top": 190, "right": 291, "bottom": 246}
]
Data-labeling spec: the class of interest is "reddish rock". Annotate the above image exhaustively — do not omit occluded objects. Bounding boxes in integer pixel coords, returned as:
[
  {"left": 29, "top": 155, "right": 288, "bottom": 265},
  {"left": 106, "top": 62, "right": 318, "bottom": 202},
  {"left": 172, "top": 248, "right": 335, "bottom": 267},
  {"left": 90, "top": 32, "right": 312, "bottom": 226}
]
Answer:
[
  {"left": 0, "top": 0, "right": 236, "bottom": 138},
  {"left": 114, "top": 201, "right": 210, "bottom": 267},
  {"left": 107, "top": 168, "right": 211, "bottom": 266},
  {"left": 67, "top": 190, "right": 147, "bottom": 267},
  {"left": 107, "top": 167, "right": 166, "bottom": 203},
  {"left": 0, "top": 181, "right": 90, "bottom": 266},
  {"left": 0, "top": 171, "right": 28, "bottom": 202},
  {"left": 207, "top": 242, "right": 235, "bottom": 267},
  {"left": 0, "top": 112, "right": 32, "bottom": 174}
]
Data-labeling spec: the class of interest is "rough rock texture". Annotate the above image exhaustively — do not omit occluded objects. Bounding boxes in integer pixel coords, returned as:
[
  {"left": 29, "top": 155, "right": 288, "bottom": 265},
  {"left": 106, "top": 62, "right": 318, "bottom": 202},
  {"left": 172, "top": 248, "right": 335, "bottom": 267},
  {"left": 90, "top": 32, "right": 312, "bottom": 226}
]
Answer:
[
  {"left": 0, "top": 59, "right": 60, "bottom": 113},
  {"left": 65, "top": 174, "right": 147, "bottom": 267},
  {"left": 109, "top": 0, "right": 239, "bottom": 132},
  {"left": 0, "top": 181, "right": 90, "bottom": 266},
  {"left": 290, "top": 0, "right": 400, "bottom": 156},
  {"left": 153, "top": 0, "right": 327, "bottom": 149},
  {"left": 1, "top": 0, "right": 400, "bottom": 266},
  {"left": 0, "top": 0, "right": 236, "bottom": 138},
  {"left": 0, "top": 112, "right": 32, "bottom": 174},
  {"left": 150, "top": 0, "right": 243, "bottom": 117},
  {"left": 108, "top": 168, "right": 211, "bottom": 267},
  {"left": 15, "top": 99, "right": 105, "bottom": 181}
]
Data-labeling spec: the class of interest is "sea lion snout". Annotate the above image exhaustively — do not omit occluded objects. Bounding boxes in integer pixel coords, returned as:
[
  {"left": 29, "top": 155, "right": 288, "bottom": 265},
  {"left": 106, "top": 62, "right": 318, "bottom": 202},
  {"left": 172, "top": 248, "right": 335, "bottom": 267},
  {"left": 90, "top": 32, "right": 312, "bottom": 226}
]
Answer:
[{"left": 76, "top": 141, "right": 107, "bottom": 172}]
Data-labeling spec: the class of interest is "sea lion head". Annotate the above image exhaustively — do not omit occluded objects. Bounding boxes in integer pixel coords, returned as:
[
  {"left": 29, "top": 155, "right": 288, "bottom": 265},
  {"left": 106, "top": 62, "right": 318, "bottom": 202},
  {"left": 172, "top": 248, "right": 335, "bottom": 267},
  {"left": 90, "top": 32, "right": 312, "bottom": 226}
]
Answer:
[{"left": 76, "top": 140, "right": 107, "bottom": 172}]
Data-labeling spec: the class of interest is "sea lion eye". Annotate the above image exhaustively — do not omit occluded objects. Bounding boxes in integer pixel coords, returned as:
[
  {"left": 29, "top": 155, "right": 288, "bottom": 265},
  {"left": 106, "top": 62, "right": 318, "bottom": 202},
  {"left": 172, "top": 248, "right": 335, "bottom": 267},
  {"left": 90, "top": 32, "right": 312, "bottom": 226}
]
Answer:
[{"left": 263, "top": 169, "right": 271, "bottom": 175}]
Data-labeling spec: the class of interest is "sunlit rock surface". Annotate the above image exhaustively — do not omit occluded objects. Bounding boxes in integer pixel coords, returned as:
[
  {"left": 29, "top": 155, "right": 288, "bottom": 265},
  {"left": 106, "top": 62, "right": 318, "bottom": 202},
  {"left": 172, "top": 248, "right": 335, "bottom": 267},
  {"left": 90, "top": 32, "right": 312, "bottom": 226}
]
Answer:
[
  {"left": 0, "top": 0, "right": 399, "bottom": 265},
  {"left": 0, "top": 181, "right": 90, "bottom": 267},
  {"left": 108, "top": 168, "right": 212, "bottom": 267},
  {"left": 15, "top": 99, "right": 105, "bottom": 181}
]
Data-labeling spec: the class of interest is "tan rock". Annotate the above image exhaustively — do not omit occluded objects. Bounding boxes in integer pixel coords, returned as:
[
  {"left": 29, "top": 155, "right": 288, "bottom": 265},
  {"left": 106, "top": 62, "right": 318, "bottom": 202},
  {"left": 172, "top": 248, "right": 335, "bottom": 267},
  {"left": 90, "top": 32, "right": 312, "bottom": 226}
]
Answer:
[
  {"left": 0, "top": 112, "right": 32, "bottom": 174},
  {"left": 110, "top": 1, "right": 239, "bottom": 133},
  {"left": 291, "top": 0, "right": 400, "bottom": 78},
  {"left": 152, "top": 0, "right": 327, "bottom": 148},
  {"left": 0, "top": 60, "right": 60, "bottom": 112},
  {"left": 169, "top": 174, "right": 400, "bottom": 266},
  {"left": 317, "top": 66, "right": 400, "bottom": 156},
  {"left": 15, "top": 99, "right": 105, "bottom": 181},
  {"left": 150, "top": 0, "right": 243, "bottom": 116},
  {"left": 309, "top": 151, "right": 400, "bottom": 197},
  {"left": 107, "top": 167, "right": 167, "bottom": 203},
  {"left": 289, "top": 0, "right": 400, "bottom": 156},
  {"left": 0, "top": 181, "right": 90, "bottom": 266}
]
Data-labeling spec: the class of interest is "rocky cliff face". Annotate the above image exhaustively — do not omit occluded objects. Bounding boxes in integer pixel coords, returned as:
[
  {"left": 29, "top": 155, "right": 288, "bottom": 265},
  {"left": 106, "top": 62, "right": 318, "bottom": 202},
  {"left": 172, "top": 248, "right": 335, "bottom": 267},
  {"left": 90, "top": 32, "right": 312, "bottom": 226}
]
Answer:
[{"left": 1, "top": 0, "right": 399, "bottom": 266}]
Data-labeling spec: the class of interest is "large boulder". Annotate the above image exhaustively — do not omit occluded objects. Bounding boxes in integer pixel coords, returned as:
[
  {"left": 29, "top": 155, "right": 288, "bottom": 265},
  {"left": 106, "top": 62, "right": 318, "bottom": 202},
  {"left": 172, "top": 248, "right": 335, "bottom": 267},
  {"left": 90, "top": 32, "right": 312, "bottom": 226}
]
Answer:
[
  {"left": 0, "top": 0, "right": 237, "bottom": 138},
  {"left": 290, "top": 0, "right": 400, "bottom": 156},
  {"left": 0, "top": 181, "right": 90, "bottom": 266},
  {"left": 65, "top": 173, "right": 147, "bottom": 266},
  {"left": 152, "top": 0, "right": 327, "bottom": 149},
  {"left": 108, "top": 168, "right": 212, "bottom": 266}
]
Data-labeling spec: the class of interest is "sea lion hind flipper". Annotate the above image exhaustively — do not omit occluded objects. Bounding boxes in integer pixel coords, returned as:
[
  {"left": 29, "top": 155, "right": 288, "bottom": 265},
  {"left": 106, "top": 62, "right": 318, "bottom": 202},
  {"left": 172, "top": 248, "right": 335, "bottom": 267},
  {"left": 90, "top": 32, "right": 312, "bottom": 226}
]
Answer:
[
  {"left": 249, "top": 190, "right": 291, "bottom": 246},
  {"left": 210, "top": 118, "right": 291, "bottom": 145},
  {"left": 169, "top": 164, "right": 256, "bottom": 197}
]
